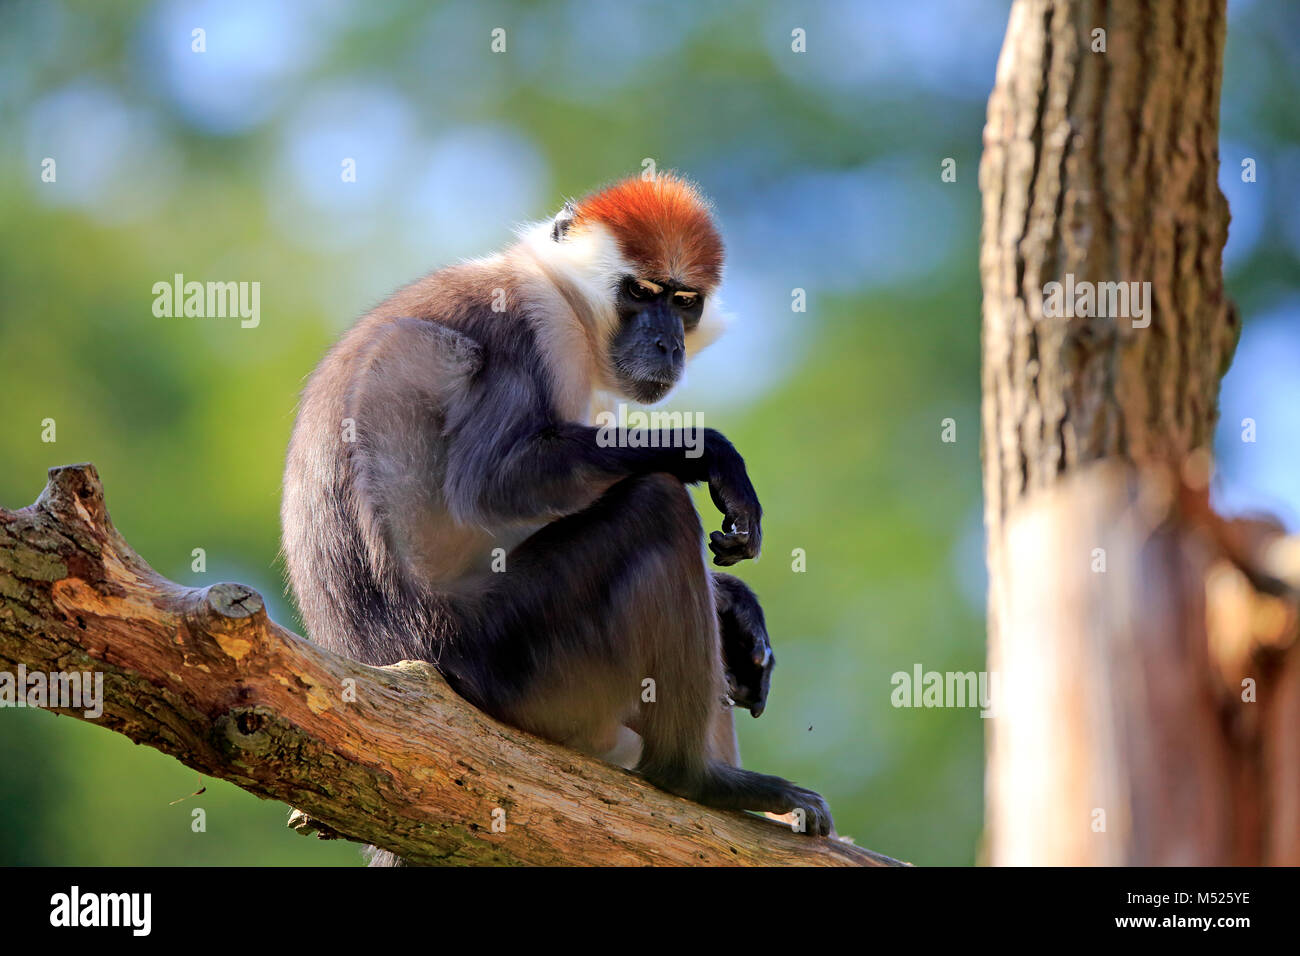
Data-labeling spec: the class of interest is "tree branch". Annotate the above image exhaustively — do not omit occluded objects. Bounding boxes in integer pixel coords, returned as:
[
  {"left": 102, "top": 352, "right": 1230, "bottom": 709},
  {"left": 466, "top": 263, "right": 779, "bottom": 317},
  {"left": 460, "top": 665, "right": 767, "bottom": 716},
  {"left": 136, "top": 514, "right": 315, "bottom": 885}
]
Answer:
[{"left": 0, "top": 463, "right": 899, "bottom": 867}]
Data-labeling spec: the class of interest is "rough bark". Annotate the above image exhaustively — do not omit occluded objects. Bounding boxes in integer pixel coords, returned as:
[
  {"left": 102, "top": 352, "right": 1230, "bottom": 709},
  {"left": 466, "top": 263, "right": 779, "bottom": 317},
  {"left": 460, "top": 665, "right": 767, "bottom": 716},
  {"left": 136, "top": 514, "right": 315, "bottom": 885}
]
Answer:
[
  {"left": 0, "top": 463, "right": 900, "bottom": 867},
  {"left": 980, "top": 0, "right": 1299, "bottom": 863},
  {"left": 981, "top": 0, "right": 1237, "bottom": 511}
]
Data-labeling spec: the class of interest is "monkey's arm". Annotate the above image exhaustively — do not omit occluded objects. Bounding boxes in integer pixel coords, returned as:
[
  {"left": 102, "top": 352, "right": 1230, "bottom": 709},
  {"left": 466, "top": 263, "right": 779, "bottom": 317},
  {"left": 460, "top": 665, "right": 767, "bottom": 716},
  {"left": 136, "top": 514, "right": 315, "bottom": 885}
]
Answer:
[{"left": 442, "top": 367, "right": 761, "bottom": 564}]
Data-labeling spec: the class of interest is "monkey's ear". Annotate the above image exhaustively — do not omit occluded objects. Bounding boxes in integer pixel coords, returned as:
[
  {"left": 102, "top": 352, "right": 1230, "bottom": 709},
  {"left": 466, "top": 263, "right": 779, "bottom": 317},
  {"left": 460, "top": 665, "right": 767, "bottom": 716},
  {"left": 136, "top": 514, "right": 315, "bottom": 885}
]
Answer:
[{"left": 550, "top": 200, "right": 577, "bottom": 242}]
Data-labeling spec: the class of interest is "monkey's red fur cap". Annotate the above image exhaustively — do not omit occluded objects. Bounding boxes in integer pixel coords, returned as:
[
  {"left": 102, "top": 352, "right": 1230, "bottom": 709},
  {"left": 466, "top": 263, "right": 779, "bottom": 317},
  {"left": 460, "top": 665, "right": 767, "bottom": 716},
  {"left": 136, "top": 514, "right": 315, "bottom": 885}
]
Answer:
[{"left": 573, "top": 174, "right": 724, "bottom": 290}]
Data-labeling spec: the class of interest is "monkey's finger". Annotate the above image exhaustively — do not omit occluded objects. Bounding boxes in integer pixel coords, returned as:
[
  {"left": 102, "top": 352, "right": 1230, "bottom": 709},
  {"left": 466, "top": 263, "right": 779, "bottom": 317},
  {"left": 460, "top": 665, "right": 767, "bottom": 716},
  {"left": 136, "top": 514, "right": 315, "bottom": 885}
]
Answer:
[
  {"left": 790, "top": 789, "right": 834, "bottom": 837},
  {"left": 753, "top": 655, "right": 774, "bottom": 717},
  {"left": 710, "top": 529, "right": 759, "bottom": 566},
  {"left": 726, "top": 678, "right": 766, "bottom": 717},
  {"left": 709, "top": 530, "right": 750, "bottom": 549},
  {"left": 726, "top": 512, "right": 762, "bottom": 545},
  {"left": 708, "top": 530, "right": 740, "bottom": 550},
  {"left": 711, "top": 554, "right": 741, "bottom": 567},
  {"left": 711, "top": 552, "right": 751, "bottom": 568},
  {"left": 709, "top": 532, "right": 751, "bottom": 566}
]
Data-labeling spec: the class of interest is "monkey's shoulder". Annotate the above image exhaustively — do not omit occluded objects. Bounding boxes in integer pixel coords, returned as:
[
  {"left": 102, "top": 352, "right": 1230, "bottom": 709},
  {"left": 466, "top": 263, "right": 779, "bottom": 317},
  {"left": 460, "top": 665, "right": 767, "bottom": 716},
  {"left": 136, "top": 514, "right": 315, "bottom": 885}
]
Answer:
[{"left": 362, "top": 315, "right": 486, "bottom": 382}]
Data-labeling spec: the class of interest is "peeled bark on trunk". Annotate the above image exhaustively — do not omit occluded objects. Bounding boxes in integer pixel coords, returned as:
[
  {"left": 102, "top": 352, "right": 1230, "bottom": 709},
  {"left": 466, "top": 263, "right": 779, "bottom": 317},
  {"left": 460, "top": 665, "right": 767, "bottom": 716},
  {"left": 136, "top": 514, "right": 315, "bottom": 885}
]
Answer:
[{"left": 980, "top": 0, "right": 1299, "bottom": 864}]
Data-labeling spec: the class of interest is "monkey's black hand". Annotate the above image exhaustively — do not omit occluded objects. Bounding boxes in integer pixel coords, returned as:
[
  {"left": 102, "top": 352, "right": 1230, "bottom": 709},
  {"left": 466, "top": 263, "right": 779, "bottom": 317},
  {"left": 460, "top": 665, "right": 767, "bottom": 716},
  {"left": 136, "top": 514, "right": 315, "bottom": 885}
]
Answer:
[
  {"left": 702, "top": 430, "right": 762, "bottom": 566},
  {"left": 714, "top": 573, "right": 773, "bottom": 717}
]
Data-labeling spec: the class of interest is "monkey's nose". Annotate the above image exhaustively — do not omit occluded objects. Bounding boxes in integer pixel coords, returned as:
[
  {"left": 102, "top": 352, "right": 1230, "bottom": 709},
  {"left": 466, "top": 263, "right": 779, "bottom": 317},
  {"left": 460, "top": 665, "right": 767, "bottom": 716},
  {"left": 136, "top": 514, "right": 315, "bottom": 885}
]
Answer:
[{"left": 654, "top": 337, "right": 682, "bottom": 359}]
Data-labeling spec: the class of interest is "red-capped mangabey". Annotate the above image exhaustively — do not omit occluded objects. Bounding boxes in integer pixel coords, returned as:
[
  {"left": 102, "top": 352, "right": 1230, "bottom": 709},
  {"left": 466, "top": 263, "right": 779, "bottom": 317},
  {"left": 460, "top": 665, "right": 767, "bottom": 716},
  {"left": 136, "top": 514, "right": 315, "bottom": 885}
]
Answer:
[{"left": 282, "top": 174, "right": 832, "bottom": 863}]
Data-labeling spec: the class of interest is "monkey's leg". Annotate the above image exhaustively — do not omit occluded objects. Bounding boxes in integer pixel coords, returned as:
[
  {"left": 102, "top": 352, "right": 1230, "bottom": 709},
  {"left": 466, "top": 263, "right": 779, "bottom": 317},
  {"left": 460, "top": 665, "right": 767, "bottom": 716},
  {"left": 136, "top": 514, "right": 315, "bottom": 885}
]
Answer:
[
  {"left": 709, "top": 705, "right": 741, "bottom": 766},
  {"left": 612, "top": 653, "right": 741, "bottom": 768},
  {"left": 466, "top": 472, "right": 832, "bottom": 835}
]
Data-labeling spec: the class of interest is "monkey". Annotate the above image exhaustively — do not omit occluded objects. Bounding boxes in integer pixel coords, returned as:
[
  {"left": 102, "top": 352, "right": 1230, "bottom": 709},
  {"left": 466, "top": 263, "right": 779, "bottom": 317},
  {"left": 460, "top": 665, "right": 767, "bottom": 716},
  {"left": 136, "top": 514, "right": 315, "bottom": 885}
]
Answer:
[{"left": 281, "top": 173, "right": 833, "bottom": 863}]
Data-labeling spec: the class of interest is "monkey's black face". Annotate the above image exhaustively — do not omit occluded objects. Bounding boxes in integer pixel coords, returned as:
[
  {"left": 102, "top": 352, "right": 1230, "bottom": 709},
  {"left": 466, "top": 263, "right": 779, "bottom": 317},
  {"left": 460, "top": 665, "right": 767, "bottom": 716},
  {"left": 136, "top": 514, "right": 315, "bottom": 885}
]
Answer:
[{"left": 608, "top": 277, "right": 704, "bottom": 404}]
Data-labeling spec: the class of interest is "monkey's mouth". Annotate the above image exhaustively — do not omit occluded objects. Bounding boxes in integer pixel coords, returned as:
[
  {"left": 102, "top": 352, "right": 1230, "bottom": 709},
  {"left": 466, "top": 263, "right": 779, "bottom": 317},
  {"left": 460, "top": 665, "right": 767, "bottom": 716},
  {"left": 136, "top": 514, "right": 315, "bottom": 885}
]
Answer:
[
  {"left": 623, "top": 375, "right": 676, "bottom": 404},
  {"left": 612, "top": 357, "right": 679, "bottom": 404}
]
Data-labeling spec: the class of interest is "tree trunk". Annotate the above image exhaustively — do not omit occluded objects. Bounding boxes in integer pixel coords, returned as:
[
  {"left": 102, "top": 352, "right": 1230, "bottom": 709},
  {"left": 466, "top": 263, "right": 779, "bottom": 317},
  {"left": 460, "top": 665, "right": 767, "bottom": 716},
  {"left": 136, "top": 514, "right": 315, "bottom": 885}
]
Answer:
[{"left": 980, "top": 0, "right": 1300, "bottom": 864}]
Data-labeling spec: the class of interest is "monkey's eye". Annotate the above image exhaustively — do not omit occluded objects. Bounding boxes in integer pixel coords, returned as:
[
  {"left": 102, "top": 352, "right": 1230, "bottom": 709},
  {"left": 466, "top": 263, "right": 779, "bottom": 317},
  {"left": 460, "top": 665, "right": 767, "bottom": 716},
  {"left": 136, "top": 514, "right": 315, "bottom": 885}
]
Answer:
[
  {"left": 626, "top": 278, "right": 661, "bottom": 301},
  {"left": 673, "top": 292, "right": 701, "bottom": 310}
]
